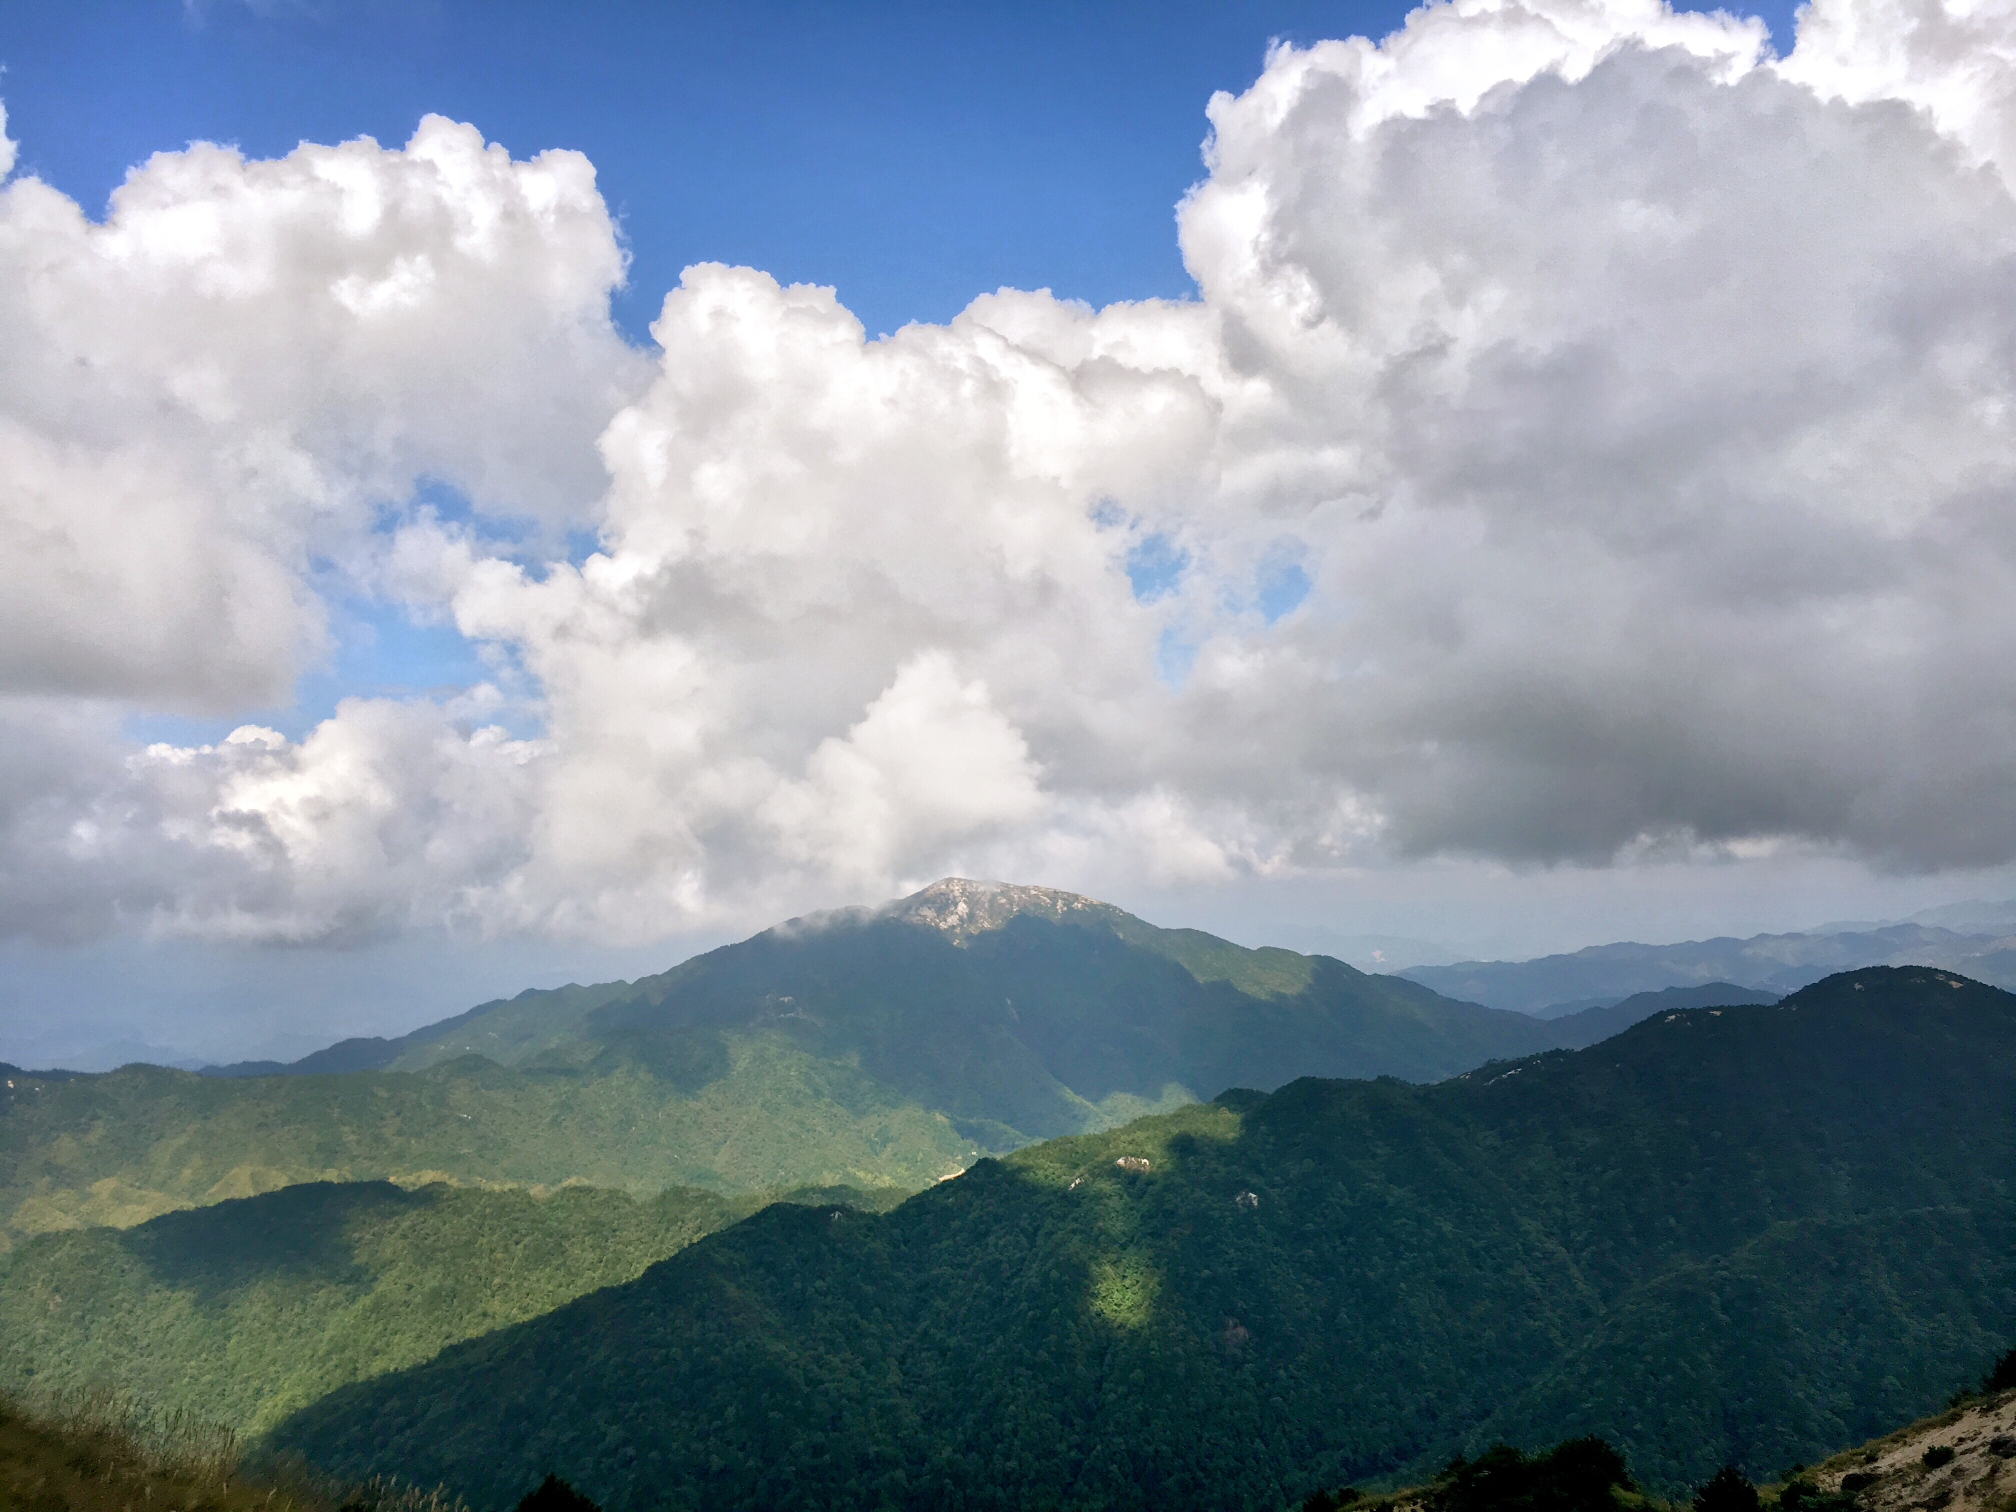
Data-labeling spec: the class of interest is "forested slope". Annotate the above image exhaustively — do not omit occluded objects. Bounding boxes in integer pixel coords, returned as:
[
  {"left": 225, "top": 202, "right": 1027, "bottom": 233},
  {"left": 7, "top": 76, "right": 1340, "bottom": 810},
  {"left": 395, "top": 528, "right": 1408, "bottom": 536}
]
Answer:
[
  {"left": 0, "top": 1180, "right": 754, "bottom": 1433},
  {"left": 271, "top": 968, "right": 2016, "bottom": 1512},
  {"left": 0, "top": 1046, "right": 971, "bottom": 1243}
]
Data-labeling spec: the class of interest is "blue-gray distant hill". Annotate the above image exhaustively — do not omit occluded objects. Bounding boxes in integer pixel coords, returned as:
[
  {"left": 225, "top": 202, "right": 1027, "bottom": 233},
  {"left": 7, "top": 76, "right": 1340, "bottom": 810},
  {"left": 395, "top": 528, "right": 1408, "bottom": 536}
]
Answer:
[
  {"left": 1541, "top": 982, "right": 1780, "bottom": 1046},
  {"left": 1403, "top": 923, "right": 2016, "bottom": 1011}
]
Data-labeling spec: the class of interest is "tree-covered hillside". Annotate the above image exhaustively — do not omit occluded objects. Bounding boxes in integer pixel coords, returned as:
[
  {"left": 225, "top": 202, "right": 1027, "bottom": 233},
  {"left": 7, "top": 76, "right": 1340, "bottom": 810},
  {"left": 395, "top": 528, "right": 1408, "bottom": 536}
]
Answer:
[
  {"left": 5, "top": 880, "right": 1576, "bottom": 1243},
  {"left": 0, "top": 1180, "right": 754, "bottom": 1434},
  {"left": 0, "top": 1044, "right": 972, "bottom": 1244},
  {"left": 270, "top": 968, "right": 2016, "bottom": 1512}
]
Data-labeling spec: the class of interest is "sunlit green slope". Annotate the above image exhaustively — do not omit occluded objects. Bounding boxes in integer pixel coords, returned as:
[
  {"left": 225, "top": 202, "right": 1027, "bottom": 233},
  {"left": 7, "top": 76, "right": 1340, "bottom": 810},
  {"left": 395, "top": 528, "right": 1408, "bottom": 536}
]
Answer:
[
  {"left": 0, "top": 1039, "right": 973, "bottom": 1243},
  {"left": 0, "top": 1177, "right": 805, "bottom": 1434}
]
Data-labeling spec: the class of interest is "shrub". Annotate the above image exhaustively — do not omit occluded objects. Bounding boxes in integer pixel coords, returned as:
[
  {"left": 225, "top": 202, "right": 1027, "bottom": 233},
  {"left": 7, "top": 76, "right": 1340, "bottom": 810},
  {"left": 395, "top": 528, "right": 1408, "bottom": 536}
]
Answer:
[
  {"left": 1432, "top": 1438, "right": 1632, "bottom": 1512},
  {"left": 517, "top": 1474, "right": 600, "bottom": 1512},
  {"left": 1985, "top": 1348, "right": 2016, "bottom": 1396},
  {"left": 1780, "top": 1477, "right": 1862, "bottom": 1512},
  {"left": 1694, "top": 1464, "right": 1762, "bottom": 1512}
]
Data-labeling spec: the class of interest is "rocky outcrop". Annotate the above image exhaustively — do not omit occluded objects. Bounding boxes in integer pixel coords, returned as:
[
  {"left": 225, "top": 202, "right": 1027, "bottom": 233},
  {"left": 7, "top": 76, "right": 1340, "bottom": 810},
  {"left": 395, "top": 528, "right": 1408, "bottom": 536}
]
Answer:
[
  {"left": 1809, "top": 1390, "right": 2016, "bottom": 1512},
  {"left": 883, "top": 878, "right": 1116, "bottom": 943}
]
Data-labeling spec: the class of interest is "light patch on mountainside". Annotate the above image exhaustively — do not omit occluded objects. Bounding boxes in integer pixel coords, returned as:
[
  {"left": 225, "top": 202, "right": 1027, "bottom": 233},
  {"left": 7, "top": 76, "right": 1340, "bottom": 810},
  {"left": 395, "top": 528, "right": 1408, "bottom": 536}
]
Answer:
[
  {"left": 1089, "top": 1254, "right": 1161, "bottom": 1330},
  {"left": 9, "top": 1178, "right": 187, "bottom": 1236}
]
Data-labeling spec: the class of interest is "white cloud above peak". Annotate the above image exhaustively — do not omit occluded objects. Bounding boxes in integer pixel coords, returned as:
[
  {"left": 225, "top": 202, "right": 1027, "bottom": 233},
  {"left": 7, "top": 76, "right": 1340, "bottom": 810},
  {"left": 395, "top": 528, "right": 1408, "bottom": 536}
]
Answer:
[
  {"left": 10, "top": 0, "right": 2016, "bottom": 949},
  {"left": 0, "top": 114, "right": 645, "bottom": 711}
]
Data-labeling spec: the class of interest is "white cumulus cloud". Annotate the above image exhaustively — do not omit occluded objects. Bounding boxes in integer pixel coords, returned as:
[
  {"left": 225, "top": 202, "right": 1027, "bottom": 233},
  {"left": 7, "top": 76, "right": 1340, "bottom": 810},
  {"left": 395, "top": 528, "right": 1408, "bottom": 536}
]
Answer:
[
  {"left": 11, "top": 0, "right": 2016, "bottom": 949},
  {"left": 0, "top": 114, "right": 645, "bottom": 711}
]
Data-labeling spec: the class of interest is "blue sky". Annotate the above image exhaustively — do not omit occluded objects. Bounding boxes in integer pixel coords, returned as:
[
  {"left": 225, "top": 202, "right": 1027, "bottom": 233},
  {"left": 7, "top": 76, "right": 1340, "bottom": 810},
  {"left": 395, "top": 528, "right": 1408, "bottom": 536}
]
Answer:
[{"left": 2, "top": 0, "right": 1796, "bottom": 343}]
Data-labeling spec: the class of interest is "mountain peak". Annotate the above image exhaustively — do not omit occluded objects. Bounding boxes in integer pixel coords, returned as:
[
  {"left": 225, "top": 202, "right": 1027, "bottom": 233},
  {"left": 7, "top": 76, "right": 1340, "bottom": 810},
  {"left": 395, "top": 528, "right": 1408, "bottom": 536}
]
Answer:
[{"left": 885, "top": 878, "right": 1115, "bottom": 942}]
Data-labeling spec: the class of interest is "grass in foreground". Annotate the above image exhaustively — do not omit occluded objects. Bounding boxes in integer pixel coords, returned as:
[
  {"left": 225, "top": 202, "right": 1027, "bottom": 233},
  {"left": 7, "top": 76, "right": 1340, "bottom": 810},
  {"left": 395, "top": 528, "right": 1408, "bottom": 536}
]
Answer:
[{"left": 0, "top": 1390, "right": 463, "bottom": 1512}]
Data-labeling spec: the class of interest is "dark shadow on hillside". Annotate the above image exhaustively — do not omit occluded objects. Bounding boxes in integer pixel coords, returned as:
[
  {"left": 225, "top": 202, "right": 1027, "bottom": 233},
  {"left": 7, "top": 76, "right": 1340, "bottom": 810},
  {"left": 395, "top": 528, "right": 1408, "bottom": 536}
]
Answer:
[
  {"left": 585, "top": 1025, "right": 733, "bottom": 1093},
  {"left": 122, "top": 1181, "right": 430, "bottom": 1300}
]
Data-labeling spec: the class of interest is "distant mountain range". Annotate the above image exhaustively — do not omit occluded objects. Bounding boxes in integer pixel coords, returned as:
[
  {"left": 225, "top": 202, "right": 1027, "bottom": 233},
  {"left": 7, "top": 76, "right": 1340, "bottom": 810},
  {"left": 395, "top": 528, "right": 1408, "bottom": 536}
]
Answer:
[
  {"left": 1253, "top": 927, "right": 1465, "bottom": 972},
  {"left": 267, "top": 967, "right": 2016, "bottom": 1510},
  {"left": 1402, "top": 922, "right": 2016, "bottom": 1011},
  {"left": 1, "top": 881, "right": 1801, "bottom": 1250},
  {"left": 1819, "top": 898, "right": 2016, "bottom": 934},
  {"left": 15, "top": 879, "right": 1709, "bottom": 1247}
]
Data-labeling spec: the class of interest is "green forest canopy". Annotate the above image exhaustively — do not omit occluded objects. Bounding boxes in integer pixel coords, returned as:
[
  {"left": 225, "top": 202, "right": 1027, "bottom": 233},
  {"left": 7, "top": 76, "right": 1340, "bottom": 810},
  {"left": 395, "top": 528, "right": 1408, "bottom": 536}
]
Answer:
[{"left": 268, "top": 968, "right": 2016, "bottom": 1512}]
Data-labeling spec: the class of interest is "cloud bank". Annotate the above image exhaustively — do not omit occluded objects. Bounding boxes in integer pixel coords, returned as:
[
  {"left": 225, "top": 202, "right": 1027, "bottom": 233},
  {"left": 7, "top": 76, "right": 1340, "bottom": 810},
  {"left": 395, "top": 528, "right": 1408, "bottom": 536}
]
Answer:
[{"left": 9, "top": 0, "right": 2016, "bottom": 946}]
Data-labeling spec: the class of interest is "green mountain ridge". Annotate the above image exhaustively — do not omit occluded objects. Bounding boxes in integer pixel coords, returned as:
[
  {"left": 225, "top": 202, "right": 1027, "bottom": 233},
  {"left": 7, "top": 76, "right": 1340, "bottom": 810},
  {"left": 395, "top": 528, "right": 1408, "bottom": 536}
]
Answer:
[
  {"left": 1542, "top": 982, "right": 1781, "bottom": 1047},
  {"left": 0, "top": 1037, "right": 977, "bottom": 1242},
  {"left": 4, "top": 879, "right": 1595, "bottom": 1244},
  {"left": 202, "top": 880, "right": 1482, "bottom": 1081},
  {"left": 266, "top": 967, "right": 2016, "bottom": 1512}
]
